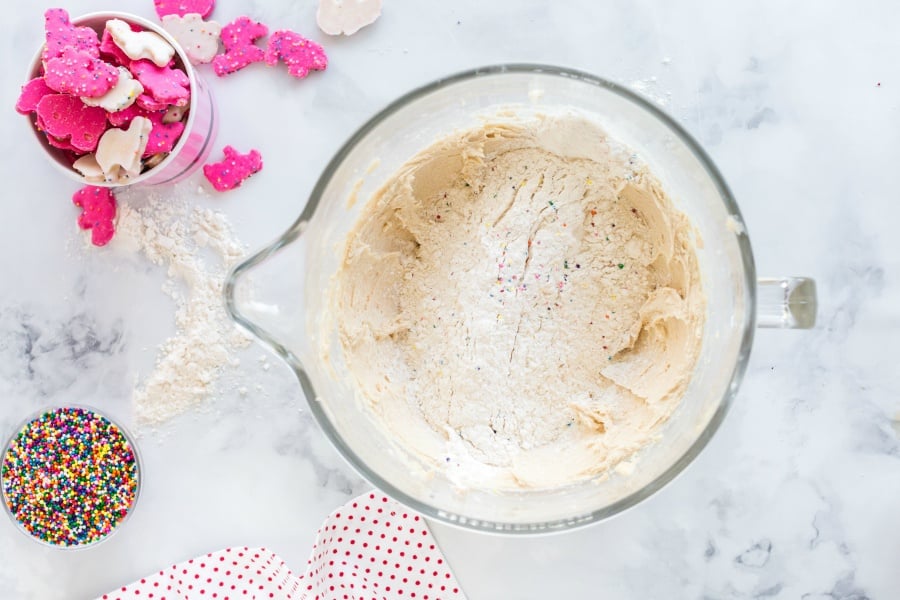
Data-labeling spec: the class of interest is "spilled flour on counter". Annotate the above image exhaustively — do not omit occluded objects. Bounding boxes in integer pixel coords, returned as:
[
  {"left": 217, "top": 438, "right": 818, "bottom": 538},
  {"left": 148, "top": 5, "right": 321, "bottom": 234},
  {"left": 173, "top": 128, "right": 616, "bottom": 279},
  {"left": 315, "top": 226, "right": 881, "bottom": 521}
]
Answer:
[
  {"left": 113, "top": 188, "right": 252, "bottom": 427},
  {"left": 629, "top": 76, "right": 672, "bottom": 107}
]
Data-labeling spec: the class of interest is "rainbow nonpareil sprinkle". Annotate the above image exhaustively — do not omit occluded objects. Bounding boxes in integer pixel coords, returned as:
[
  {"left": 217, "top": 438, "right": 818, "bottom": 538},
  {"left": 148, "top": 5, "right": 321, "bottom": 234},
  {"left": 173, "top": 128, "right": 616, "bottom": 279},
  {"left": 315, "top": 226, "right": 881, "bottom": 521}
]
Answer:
[{"left": 1, "top": 407, "right": 139, "bottom": 547}]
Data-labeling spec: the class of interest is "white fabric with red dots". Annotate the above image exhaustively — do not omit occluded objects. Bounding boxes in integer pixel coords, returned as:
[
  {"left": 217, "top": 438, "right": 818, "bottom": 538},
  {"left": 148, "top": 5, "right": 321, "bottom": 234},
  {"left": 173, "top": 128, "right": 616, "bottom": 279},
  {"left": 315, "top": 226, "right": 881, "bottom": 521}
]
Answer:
[{"left": 97, "top": 493, "right": 467, "bottom": 600}]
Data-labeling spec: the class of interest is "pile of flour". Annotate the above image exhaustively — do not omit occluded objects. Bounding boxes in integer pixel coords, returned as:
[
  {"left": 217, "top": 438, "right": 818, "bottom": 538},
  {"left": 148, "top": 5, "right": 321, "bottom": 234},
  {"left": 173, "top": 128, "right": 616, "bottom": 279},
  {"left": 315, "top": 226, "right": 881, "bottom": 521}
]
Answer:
[{"left": 113, "top": 186, "right": 252, "bottom": 426}]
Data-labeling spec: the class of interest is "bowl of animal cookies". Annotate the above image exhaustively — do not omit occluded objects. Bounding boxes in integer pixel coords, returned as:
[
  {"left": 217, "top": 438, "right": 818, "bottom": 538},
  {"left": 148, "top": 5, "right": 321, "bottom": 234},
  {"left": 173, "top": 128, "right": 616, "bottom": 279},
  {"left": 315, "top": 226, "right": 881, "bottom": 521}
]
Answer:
[{"left": 16, "top": 8, "right": 218, "bottom": 187}]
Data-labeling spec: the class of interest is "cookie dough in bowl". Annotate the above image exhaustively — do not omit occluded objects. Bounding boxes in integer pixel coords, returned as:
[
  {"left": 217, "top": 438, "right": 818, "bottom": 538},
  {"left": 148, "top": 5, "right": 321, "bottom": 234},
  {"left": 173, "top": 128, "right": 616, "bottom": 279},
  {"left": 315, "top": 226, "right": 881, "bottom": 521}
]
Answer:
[{"left": 329, "top": 112, "right": 705, "bottom": 490}]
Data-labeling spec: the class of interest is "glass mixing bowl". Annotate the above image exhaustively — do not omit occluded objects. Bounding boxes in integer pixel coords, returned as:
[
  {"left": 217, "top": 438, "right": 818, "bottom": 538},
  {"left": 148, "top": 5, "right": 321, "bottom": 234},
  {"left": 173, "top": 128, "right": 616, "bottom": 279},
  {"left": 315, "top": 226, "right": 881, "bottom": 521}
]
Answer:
[{"left": 225, "top": 64, "right": 816, "bottom": 534}]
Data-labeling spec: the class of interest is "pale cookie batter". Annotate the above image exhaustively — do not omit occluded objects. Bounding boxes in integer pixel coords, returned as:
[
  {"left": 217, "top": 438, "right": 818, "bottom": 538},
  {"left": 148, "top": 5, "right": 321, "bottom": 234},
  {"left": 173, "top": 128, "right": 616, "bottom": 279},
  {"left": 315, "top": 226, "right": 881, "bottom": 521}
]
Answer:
[{"left": 330, "top": 113, "right": 705, "bottom": 489}]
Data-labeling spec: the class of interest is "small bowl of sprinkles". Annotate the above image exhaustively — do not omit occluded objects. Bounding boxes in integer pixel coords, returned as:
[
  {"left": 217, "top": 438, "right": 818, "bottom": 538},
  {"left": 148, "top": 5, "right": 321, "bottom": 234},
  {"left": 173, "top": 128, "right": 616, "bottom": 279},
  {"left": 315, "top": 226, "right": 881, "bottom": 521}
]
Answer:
[{"left": 1, "top": 406, "right": 141, "bottom": 549}]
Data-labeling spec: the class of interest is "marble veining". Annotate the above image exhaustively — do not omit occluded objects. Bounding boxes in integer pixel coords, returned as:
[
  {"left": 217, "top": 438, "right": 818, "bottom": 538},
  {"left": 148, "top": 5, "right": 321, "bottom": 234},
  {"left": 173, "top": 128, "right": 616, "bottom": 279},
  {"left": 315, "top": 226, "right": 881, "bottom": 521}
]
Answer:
[
  {"left": 1, "top": 0, "right": 899, "bottom": 598},
  {"left": 0, "top": 307, "right": 125, "bottom": 408}
]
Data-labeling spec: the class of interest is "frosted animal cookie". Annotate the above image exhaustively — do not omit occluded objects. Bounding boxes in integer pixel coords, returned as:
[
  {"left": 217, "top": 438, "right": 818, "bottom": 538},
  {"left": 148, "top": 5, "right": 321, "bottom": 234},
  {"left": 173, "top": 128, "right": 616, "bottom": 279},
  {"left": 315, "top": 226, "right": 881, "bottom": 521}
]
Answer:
[
  {"left": 143, "top": 153, "right": 168, "bottom": 169},
  {"left": 154, "top": 0, "right": 215, "bottom": 20},
  {"left": 203, "top": 146, "right": 262, "bottom": 191},
  {"left": 44, "top": 47, "right": 119, "bottom": 98},
  {"left": 136, "top": 94, "right": 170, "bottom": 112},
  {"left": 130, "top": 59, "right": 191, "bottom": 107},
  {"left": 72, "top": 186, "right": 117, "bottom": 246},
  {"left": 15, "top": 77, "right": 55, "bottom": 114},
  {"left": 163, "top": 104, "right": 187, "bottom": 123},
  {"left": 42, "top": 8, "right": 100, "bottom": 61},
  {"left": 107, "top": 103, "right": 151, "bottom": 128},
  {"left": 317, "top": 0, "right": 382, "bottom": 36},
  {"left": 81, "top": 66, "right": 143, "bottom": 113},
  {"left": 212, "top": 16, "right": 268, "bottom": 76},
  {"left": 72, "top": 154, "right": 105, "bottom": 182},
  {"left": 35, "top": 94, "right": 107, "bottom": 153},
  {"left": 95, "top": 116, "right": 153, "bottom": 182},
  {"left": 162, "top": 13, "right": 221, "bottom": 65},
  {"left": 142, "top": 109, "right": 186, "bottom": 157},
  {"left": 130, "top": 60, "right": 191, "bottom": 106},
  {"left": 99, "top": 104, "right": 183, "bottom": 157},
  {"left": 264, "top": 30, "right": 328, "bottom": 79},
  {"left": 106, "top": 19, "right": 175, "bottom": 68},
  {"left": 99, "top": 27, "right": 132, "bottom": 66},
  {"left": 45, "top": 135, "right": 79, "bottom": 152}
]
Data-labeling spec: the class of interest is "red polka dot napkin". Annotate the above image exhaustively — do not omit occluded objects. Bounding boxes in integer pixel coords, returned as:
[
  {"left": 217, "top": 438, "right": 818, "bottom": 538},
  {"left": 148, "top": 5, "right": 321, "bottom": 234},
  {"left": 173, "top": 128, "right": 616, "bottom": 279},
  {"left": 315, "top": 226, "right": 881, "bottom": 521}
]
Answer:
[{"left": 97, "top": 493, "right": 467, "bottom": 600}]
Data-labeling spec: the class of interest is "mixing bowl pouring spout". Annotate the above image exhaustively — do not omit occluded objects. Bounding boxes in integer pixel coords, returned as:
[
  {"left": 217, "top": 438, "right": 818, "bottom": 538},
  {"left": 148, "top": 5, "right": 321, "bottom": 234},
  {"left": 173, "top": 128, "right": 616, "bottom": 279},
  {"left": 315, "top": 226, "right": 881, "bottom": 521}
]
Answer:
[{"left": 224, "top": 219, "right": 309, "bottom": 374}]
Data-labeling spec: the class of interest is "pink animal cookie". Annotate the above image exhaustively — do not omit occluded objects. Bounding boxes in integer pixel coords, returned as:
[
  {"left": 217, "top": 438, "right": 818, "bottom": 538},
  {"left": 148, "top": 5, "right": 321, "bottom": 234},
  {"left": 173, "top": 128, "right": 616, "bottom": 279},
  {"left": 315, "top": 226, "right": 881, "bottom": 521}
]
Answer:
[
  {"left": 203, "top": 146, "right": 263, "bottom": 191},
  {"left": 44, "top": 47, "right": 119, "bottom": 98},
  {"left": 136, "top": 94, "right": 171, "bottom": 112},
  {"left": 106, "top": 103, "right": 151, "bottom": 128},
  {"left": 212, "top": 17, "right": 268, "bottom": 77},
  {"left": 264, "top": 30, "right": 328, "bottom": 79},
  {"left": 72, "top": 186, "right": 117, "bottom": 246},
  {"left": 154, "top": 0, "right": 215, "bottom": 19},
  {"left": 36, "top": 94, "right": 108, "bottom": 153},
  {"left": 42, "top": 8, "right": 100, "bottom": 61},
  {"left": 143, "top": 110, "right": 186, "bottom": 157},
  {"left": 15, "top": 77, "right": 55, "bottom": 114},
  {"left": 45, "top": 134, "right": 79, "bottom": 152},
  {"left": 130, "top": 59, "right": 191, "bottom": 106}
]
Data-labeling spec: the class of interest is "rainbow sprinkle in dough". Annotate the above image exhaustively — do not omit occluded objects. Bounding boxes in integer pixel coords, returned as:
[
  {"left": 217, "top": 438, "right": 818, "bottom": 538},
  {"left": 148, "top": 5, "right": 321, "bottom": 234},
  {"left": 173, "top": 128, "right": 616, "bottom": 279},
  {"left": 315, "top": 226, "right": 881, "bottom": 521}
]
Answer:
[{"left": 1, "top": 407, "right": 139, "bottom": 547}]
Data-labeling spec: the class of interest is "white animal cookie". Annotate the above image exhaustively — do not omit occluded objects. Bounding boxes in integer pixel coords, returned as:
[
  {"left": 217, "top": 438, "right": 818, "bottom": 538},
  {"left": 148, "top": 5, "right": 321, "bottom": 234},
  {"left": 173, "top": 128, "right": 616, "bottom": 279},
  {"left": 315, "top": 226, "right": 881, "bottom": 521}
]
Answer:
[
  {"left": 163, "top": 104, "right": 187, "bottom": 123},
  {"left": 72, "top": 154, "right": 105, "bottom": 183},
  {"left": 106, "top": 19, "right": 175, "bottom": 67},
  {"left": 162, "top": 13, "right": 222, "bottom": 65},
  {"left": 81, "top": 66, "right": 144, "bottom": 112},
  {"left": 95, "top": 117, "right": 153, "bottom": 183},
  {"left": 317, "top": 0, "right": 382, "bottom": 36}
]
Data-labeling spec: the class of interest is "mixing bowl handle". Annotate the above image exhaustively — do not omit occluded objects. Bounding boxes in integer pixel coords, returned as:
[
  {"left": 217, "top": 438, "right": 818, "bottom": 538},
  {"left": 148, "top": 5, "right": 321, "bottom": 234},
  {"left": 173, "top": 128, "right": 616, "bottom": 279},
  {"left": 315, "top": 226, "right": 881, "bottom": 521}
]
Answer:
[{"left": 756, "top": 277, "right": 817, "bottom": 328}]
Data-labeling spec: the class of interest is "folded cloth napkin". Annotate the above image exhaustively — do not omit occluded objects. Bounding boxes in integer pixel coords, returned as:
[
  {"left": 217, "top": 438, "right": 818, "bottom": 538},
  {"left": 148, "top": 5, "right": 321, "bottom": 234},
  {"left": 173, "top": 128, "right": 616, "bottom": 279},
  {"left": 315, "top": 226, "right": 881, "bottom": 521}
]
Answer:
[{"left": 97, "top": 492, "right": 467, "bottom": 600}]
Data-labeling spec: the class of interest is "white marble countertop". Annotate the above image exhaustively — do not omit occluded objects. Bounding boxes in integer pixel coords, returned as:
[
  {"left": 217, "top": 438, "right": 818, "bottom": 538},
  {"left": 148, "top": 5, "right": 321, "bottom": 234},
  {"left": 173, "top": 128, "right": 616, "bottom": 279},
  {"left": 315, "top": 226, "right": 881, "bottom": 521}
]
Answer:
[{"left": 2, "top": 0, "right": 899, "bottom": 598}]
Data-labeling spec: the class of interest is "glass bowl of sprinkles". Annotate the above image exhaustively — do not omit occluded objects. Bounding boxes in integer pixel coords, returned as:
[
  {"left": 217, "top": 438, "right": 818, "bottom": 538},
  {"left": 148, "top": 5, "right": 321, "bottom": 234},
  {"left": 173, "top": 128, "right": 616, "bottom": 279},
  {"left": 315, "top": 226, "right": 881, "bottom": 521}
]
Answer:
[{"left": 1, "top": 405, "right": 141, "bottom": 549}]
